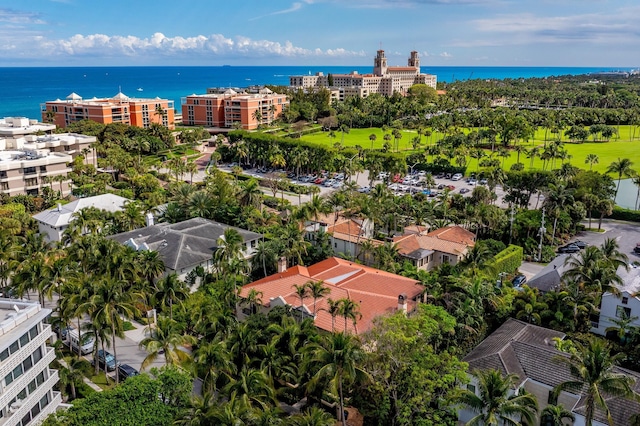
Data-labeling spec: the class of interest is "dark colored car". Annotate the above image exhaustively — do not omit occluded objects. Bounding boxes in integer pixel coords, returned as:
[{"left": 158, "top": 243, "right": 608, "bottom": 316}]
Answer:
[
  {"left": 572, "top": 240, "right": 588, "bottom": 249},
  {"left": 95, "top": 349, "right": 119, "bottom": 372},
  {"left": 558, "top": 243, "right": 580, "bottom": 254},
  {"left": 460, "top": 188, "right": 470, "bottom": 194},
  {"left": 512, "top": 274, "right": 527, "bottom": 287},
  {"left": 117, "top": 364, "right": 140, "bottom": 381},
  {"left": 634, "top": 244, "right": 640, "bottom": 254}
]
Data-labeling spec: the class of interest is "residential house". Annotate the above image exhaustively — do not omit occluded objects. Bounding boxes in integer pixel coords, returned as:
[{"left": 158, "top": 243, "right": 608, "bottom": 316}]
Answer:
[
  {"left": 239, "top": 257, "right": 423, "bottom": 334},
  {"left": 592, "top": 264, "right": 640, "bottom": 337},
  {"left": 460, "top": 318, "right": 640, "bottom": 426},
  {"left": 305, "top": 213, "right": 381, "bottom": 265},
  {"left": 526, "top": 254, "right": 572, "bottom": 294},
  {"left": 109, "top": 217, "right": 262, "bottom": 283},
  {"left": 33, "top": 193, "right": 130, "bottom": 243},
  {"left": 393, "top": 225, "right": 475, "bottom": 271}
]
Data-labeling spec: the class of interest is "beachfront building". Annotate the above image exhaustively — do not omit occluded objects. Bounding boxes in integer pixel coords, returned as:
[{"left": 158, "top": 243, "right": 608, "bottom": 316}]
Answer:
[
  {"left": 181, "top": 88, "right": 288, "bottom": 130},
  {"left": 290, "top": 50, "right": 437, "bottom": 98},
  {"left": 0, "top": 118, "right": 96, "bottom": 197},
  {"left": 41, "top": 92, "right": 175, "bottom": 130},
  {"left": 0, "top": 298, "right": 63, "bottom": 426}
]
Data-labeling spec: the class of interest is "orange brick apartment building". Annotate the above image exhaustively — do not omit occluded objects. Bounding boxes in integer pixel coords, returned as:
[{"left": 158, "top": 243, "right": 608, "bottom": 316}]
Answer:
[
  {"left": 181, "top": 88, "right": 288, "bottom": 130},
  {"left": 41, "top": 92, "right": 175, "bottom": 130}
]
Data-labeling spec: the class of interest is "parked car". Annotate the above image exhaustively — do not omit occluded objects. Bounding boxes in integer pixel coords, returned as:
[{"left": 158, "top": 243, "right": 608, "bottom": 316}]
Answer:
[
  {"left": 571, "top": 240, "right": 588, "bottom": 249},
  {"left": 512, "top": 274, "right": 527, "bottom": 287},
  {"left": 332, "top": 181, "right": 344, "bottom": 189},
  {"left": 479, "top": 178, "right": 488, "bottom": 185},
  {"left": 558, "top": 243, "right": 580, "bottom": 254},
  {"left": 358, "top": 186, "right": 371, "bottom": 193},
  {"left": 468, "top": 178, "right": 477, "bottom": 185},
  {"left": 460, "top": 188, "right": 470, "bottom": 194},
  {"left": 437, "top": 184, "right": 445, "bottom": 190},
  {"left": 436, "top": 172, "right": 445, "bottom": 179},
  {"left": 95, "top": 349, "right": 119, "bottom": 372},
  {"left": 451, "top": 173, "right": 463, "bottom": 181},
  {"left": 323, "top": 179, "right": 335, "bottom": 187},
  {"left": 117, "top": 364, "right": 140, "bottom": 381},
  {"left": 634, "top": 243, "right": 640, "bottom": 254},
  {"left": 445, "top": 185, "right": 456, "bottom": 191}
]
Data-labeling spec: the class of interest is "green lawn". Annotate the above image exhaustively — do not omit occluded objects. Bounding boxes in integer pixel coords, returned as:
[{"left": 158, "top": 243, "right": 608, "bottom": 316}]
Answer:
[{"left": 299, "top": 126, "right": 640, "bottom": 175}]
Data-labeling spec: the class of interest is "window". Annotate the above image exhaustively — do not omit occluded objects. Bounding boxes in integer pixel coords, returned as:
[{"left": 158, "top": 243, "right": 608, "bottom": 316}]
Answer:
[
  {"left": 23, "top": 355, "right": 33, "bottom": 372},
  {"left": 617, "top": 306, "right": 632, "bottom": 318},
  {"left": 40, "top": 393, "right": 50, "bottom": 409},
  {"left": 39, "top": 166, "right": 47, "bottom": 173},
  {"left": 0, "top": 348, "right": 8, "bottom": 361},
  {"left": 29, "top": 326, "right": 38, "bottom": 340},
  {"left": 467, "top": 384, "right": 476, "bottom": 394},
  {"left": 9, "top": 341, "right": 19, "bottom": 354},
  {"left": 23, "top": 167, "right": 36, "bottom": 175},
  {"left": 442, "top": 254, "right": 451, "bottom": 264},
  {"left": 622, "top": 297, "right": 629, "bottom": 305},
  {"left": 20, "top": 332, "right": 30, "bottom": 347},
  {"left": 32, "top": 347, "right": 42, "bottom": 363},
  {"left": 0, "top": 171, "right": 7, "bottom": 178},
  {"left": 547, "top": 390, "right": 558, "bottom": 405}
]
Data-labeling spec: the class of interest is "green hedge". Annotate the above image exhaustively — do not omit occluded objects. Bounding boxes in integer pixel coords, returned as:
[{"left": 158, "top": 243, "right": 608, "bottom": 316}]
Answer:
[
  {"left": 609, "top": 206, "right": 640, "bottom": 222},
  {"left": 486, "top": 244, "right": 524, "bottom": 275}
]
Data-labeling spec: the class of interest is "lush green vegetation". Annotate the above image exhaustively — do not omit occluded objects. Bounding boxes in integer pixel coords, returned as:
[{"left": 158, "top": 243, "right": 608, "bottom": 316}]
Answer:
[{"left": 2, "top": 72, "right": 640, "bottom": 425}]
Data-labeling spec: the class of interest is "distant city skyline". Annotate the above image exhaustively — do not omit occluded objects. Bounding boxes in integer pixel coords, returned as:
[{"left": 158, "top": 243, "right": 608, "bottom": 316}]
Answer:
[{"left": 1, "top": 1, "right": 639, "bottom": 67}]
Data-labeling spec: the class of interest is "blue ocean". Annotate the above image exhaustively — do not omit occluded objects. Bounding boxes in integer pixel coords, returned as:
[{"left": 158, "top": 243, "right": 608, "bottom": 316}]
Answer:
[{"left": 0, "top": 66, "right": 634, "bottom": 119}]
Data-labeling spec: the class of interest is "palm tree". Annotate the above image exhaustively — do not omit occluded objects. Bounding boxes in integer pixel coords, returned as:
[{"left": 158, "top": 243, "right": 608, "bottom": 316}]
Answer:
[
  {"left": 369, "top": 133, "right": 377, "bottom": 150},
  {"left": 325, "top": 298, "right": 341, "bottom": 332},
  {"left": 306, "top": 332, "right": 370, "bottom": 426},
  {"left": 293, "top": 283, "right": 310, "bottom": 322},
  {"left": 585, "top": 154, "right": 599, "bottom": 171},
  {"left": 289, "top": 407, "right": 335, "bottom": 425},
  {"left": 153, "top": 273, "right": 189, "bottom": 319},
  {"left": 544, "top": 183, "right": 574, "bottom": 244},
  {"left": 90, "top": 277, "right": 139, "bottom": 384},
  {"left": 540, "top": 404, "right": 575, "bottom": 426},
  {"left": 222, "top": 367, "right": 277, "bottom": 411},
  {"left": 214, "top": 228, "right": 246, "bottom": 275},
  {"left": 337, "top": 298, "right": 361, "bottom": 333},
  {"left": 139, "top": 315, "right": 195, "bottom": 369},
  {"left": 460, "top": 369, "right": 538, "bottom": 426},
  {"left": 553, "top": 337, "right": 636, "bottom": 426},
  {"left": 306, "top": 280, "right": 329, "bottom": 317},
  {"left": 239, "top": 179, "right": 263, "bottom": 208},
  {"left": 606, "top": 157, "right": 634, "bottom": 198},
  {"left": 58, "top": 358, "right": 86, "bottom": 401}
]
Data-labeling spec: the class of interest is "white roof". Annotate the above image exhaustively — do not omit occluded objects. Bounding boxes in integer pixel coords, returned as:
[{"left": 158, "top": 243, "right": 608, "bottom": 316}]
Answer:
[
  {"left": 66, "top": 92, "right": 82, "bottom": 100},
  {"left": 112, "top": 92, "right": 129, "bottom": 101},
  {"left": 33, "top": 193, "right": 129, "bottom": 228},
  {"left": 615, "top": 264, "right": 640, "bottom": 294}
]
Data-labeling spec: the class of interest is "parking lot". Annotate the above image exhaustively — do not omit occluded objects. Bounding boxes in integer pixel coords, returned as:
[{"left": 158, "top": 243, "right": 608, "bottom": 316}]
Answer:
[{"left": 218, "top": 164, "right": 526, "bottom": 208}]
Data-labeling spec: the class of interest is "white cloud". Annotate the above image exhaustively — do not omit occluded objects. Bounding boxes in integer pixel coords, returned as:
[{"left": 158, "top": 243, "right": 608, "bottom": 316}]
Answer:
[
  {"left": 462, "top": 7, "right": 640, "bottom": 46},
  {"left": 439, "top": 52, "right": 452, "bottom": 58},
  {"left": 0, "top": 31, "right": 365, "bottom": 62},
  {"left": 0, "top": 8, "right": 46, "bottom": 25},
  {"left": 250, "top": 1, "right": 316, "bottom": 21}
]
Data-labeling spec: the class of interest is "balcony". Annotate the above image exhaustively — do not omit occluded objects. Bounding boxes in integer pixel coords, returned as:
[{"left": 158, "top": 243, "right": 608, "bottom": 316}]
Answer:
[{"left": 1, "top": 371, "right": 60, "bottom": 426}]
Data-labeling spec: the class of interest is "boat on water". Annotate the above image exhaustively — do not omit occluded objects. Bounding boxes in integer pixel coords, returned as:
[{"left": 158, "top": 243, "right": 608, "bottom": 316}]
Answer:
[{"left": 137, "top": 88, "right": 143, "bottom": 92}]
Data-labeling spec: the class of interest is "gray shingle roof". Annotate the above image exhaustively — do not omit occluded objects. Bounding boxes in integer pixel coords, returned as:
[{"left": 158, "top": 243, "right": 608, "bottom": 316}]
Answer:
[
  {"left": 465, "top": 318, "right": 640, "bottom": 426},
  {"left": 527, "top": 254, "right": 572, "bottom": 293},
  {"left": 109, "top": 217, "right": 262, "bottom": 272}
]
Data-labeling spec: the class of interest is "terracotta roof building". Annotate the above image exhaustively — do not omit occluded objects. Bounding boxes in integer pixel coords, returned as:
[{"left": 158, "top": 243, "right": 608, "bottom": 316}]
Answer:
[
  {"left": 393, "top": 225, "right": 475, "bottom": 271},
  {"left": 290, "top": 50, "right": 437, "bottom": 99},
  {"left": 239, "top": 257, "right": 423, "bottom": 334}
]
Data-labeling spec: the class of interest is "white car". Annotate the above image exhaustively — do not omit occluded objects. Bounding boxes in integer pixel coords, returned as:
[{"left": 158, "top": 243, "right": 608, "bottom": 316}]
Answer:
[
  {"left": 358, "top": 186, "right": 371, "bottom": 193},
  {"left": 332, "top": 181, "right": 344, "bottom": 189},
  {"left": 452, "top": 173, "right": 463, "bottom": 181},
  {"left": 323, "top": 179, "right": 335, "bottom": 187}
]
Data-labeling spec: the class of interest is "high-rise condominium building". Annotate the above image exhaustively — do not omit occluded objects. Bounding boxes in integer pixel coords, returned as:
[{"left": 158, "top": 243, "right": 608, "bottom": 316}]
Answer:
[
  {"left": 0, "top": 299, "right": 61, "bottom": 426},
  {"left": 41, "top": 92, "right": 175, "bottom": 130}
]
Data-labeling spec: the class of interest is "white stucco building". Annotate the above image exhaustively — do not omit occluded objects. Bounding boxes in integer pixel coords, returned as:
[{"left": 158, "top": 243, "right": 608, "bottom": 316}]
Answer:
[
  {"left": 0, "top": 299, "right": 62, "bottom": 425},
  {"left": 592, "top": 264, "right": 640, "bottom": 337}
]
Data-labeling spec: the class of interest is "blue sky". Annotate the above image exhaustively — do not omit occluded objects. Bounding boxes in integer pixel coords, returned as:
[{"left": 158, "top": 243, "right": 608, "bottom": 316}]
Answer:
[{"left": 1, "top": 0, "right": 638, "bottom": 67}]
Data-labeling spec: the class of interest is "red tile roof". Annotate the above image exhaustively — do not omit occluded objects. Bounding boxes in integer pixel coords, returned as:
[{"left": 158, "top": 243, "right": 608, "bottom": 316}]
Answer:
[
  {"left": 240, "top": 257, "right": 422, "bottom": 334},
  {"left": 427, "top": 226, "right": 475, "bottom": 246}
]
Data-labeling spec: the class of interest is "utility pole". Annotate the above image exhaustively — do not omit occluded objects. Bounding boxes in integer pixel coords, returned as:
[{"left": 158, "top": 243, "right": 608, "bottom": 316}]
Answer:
[
  {"left": 509, "top": 205, "right": 515, "bottom": 245},
  {"left": 538, "top": 208, "right": 546, "bottom": 262}
]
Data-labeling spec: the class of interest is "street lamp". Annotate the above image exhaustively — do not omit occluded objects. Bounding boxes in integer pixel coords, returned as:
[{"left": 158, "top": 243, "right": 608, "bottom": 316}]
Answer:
[
  {"left": 347, "top": 154, "right": 357, "bottom": 184},
  {"left": 409, "top": 162, "right": 419, "bottom": 195}
]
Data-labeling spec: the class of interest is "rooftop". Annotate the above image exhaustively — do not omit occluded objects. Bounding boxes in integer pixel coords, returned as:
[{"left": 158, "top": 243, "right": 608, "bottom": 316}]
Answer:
[
  {"left": 0, "top": 117, "right": 56, "bottom": 136},
  {"left": 33, "top": 193, "right": 130, "bottom": 228},
  {"left": 0, "top": 299, "right": 48, "bottom": 337},
  {"left": 109, "top": 217, "right": 262, "bottom": 272},
  {"left": 240, "top": 257, "right": 423, "bottom": 334}
]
